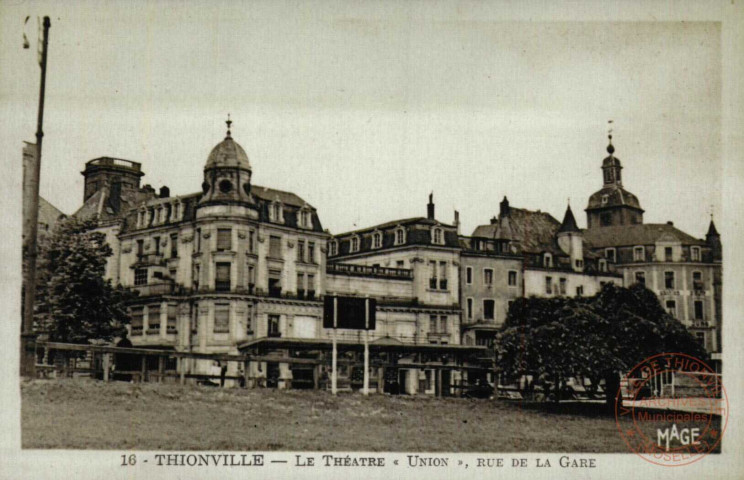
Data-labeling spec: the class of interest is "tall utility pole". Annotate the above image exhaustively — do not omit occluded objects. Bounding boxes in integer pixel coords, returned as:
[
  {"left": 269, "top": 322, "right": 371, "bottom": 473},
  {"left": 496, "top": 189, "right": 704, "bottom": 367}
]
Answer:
[{"left": 21, "top": 16, "right": 51, "bottom": 378}]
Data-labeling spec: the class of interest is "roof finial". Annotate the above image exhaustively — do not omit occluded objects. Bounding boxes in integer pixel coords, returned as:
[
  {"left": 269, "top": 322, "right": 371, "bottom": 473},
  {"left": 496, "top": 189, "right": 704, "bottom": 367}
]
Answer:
[
  {"left": 226, "top": 113, "right": 232, "bottom": 138},
  {"left": 607, "top": 120, "right": 615, "bottom": 155}
]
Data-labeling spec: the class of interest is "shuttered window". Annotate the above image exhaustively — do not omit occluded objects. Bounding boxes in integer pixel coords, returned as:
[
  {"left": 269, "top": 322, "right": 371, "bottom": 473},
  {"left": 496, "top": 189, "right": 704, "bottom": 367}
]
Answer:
[
  {"left": 217, "top": 228, "right": 232, "bottom": 251},
  {"left": 214, "top": 303, "right": 229, "bottom": 333}
]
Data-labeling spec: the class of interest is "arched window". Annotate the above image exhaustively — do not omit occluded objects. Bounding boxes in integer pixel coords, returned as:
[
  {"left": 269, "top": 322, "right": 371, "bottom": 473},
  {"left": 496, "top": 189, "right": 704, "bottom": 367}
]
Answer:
[
  {"left": 350, "top": 236, "right": 360, "bottom": 253},
  {"left": 372, "top": 231, "right": 382, "bottom": 249},
  {"left": 395, "top": 227, "right": 406, "bottom": 245},
  {"left": 431, "top": 227, "right": 444, "bottom": 245}
]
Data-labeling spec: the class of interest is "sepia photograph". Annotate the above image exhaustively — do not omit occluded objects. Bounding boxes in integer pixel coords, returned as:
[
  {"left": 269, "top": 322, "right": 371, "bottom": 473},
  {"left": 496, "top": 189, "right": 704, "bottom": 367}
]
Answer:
[{"left": 1, "top": 0, "right": 743, "bottom": 478}]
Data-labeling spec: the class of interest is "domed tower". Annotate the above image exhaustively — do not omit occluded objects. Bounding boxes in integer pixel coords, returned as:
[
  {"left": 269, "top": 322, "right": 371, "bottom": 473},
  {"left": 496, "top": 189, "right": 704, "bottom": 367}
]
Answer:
[
  {"left": 585, "top": 134, "right": 644, "bottom": 229},
  {"left": 198, "top": 116, "right": 256, "bottom": 211}
]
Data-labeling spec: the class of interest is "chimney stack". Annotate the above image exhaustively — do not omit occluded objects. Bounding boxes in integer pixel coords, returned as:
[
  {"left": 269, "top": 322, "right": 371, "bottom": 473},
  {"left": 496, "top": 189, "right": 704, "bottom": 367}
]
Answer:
[
  {"left": 427, "top": 193, "right": 435, "bottom": 220},
  {"left": 159, "top": 186, "right": 170, "bottom": 198},
  {"left": 454, "top": 210, "right": 460, "bottom": 234}
]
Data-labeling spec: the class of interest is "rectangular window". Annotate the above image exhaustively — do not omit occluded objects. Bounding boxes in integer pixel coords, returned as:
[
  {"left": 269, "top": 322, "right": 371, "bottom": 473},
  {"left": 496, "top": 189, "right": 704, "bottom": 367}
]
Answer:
[
  {"left": 559, "top": 278, "right": 567, "bottom": 295},
  {"left": 467, "top": 298, "right": 473, "bottom": 319},
  {"left": 137, "top": 239, "right": 144, "bottom": 257},
  {"left": 576, "top": 286, "right": 584, "bottom": 296},
  {"left": 244, "top": 230, "right": 254, "bottom": 254},
  {"left": 268, "top": 314, "right": 281, "bottom": 337},
  {"left": 635, "top": 271, "right": 646, "bottom": 285},
  {"left": 246, "top": 306, "right": 253, "bottom": 334},
  {"left": 665, "top": 247, "right": 673, "bottom": 261},
  {"left": 483, "top": 300, "right": 495, "bottom": 320},
  {"left": 297, "top": 272, "right": 305, "bottom": 298},
  {"left": 329, "top": 241, "right": 337, "bottom": 256},
  {"left": 167, "top": 304, "right": 177, "bottom": 333},
  {"left": 297, "top": 239, "right": 305, "bottom": 262},
  {"left": 307, "top": 274, "right": 315, "bottom": 299},
  {"left": 214, "top": 303, "right": 229, "bottom": 333},
  {"left": 633, "top": 246, "right": 644, "bottom": 262},
  {"left": 545, "top": 276, "right": 553, "bottom": 294},
  {"left": 130, "top": 307, "right": 143, "bottom": 335},
  {"left": 692, "top": 271, "right": 703, "bottom": 291},
  {"left": 429, "top": 261, "right": 438, "bottom": 289},
  {"left": 245, "top": 263, "right": 255, "bottom": 289},
  {"left": 196, "top": 228, "right": 202, "bottom": 252},
  {"left": 466, "top": 267, "right": 473, "bottom": 285},
  {"left": 694, "top": 301, "right": 704, "bottom": 320},
  {"left": 396, "top": 260, "right": 405, "bottom": 268},
  {"left": 605, "top": 248, "right": 616, "bottom": 262},
  {"left": 268, "top": 269, "right": 282, "bottom": 297},
  {"left": 269, "top": 235, "right": 282, "bottom": 258},
  {"left": 216, "top": 228, "right": 232, "bottom": 251},
  {"left": 665, "top": 300, "right": 676, "bottom": 318},
  {"left": 691, "top": 247, "right": 701, "bottom": 261},
  {"left": 439, "top": 261, "right": 447, "bottom": 290},
  {"left": 193, "top": 265, "right": 200, "bottom": 291},
  {"left": 134, "top": 268, "right": 148, "bottom": 286},
  {"left": 147, "top": 304, "right": 161, "bottom": 333},
  {"left": 665, "top": 271, "right": 675, "bottom": 289},
  {"left": 440, "top": 316, "right": 447, "bottom": 334},
  {"left": 696, "top": 332, "right": 705, "bottom": 344},
  {"left": 154, "top": 236, "right": 161, "bottom": 255},
  {"left": 215, "top": 262, "right": 231, "bottom": 291},
  {"left": 308, "top": 242, "right": 315, "bottom": 263},
  {"left": 170, "top": 233, "right": 178, "bottom": 257},
  {"left": 350, "top": 237, "right": 359, "bottom": 252},
  {"left": 484, "top": 269, "right": 494, "bottom": 286},
  {"left": 508, "top": 270, "right": 517, "bottom": 286},
  {"left": 429, "top": 315, "right": 437, "bottom": 333}
]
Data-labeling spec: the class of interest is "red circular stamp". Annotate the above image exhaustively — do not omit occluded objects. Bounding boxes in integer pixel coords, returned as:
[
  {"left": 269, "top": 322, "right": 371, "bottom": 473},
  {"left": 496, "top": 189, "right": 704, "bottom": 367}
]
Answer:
[{"left": 615, "top": 353, "right": 728, "bottom": 466}]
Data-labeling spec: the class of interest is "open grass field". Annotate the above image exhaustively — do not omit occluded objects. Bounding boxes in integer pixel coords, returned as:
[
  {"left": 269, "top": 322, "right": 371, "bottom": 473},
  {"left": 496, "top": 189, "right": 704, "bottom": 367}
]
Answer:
[{"left": 21, "top": 379, "right": 722, "bottom": 452}]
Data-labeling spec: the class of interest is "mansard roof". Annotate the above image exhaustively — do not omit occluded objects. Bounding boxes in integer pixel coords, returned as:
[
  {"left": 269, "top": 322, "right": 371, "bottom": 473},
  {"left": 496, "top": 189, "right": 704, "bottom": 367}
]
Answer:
[{"left": 583, "top": 223, "right": 705, "bottom": 248}]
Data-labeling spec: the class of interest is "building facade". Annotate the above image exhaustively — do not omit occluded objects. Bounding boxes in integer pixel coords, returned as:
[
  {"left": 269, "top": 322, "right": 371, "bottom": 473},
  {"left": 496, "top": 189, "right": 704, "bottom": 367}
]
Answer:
[{"left": 65, "top": 123, "right": 723, "bottom": 387}]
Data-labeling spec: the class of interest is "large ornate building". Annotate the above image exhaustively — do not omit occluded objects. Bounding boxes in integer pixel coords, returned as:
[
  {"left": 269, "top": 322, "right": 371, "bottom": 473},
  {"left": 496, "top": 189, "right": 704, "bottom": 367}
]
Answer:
[{"left": 68, "top": 122, "right": 722, "bottom": 389}]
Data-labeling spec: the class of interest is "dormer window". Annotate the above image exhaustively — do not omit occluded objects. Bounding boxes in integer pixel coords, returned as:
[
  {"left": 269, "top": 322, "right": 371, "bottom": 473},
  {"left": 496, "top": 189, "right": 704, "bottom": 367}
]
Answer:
[
  {"left": 431, "top": 227, "right": 444, "bottom": 245},
  {"left": 544, "top": 253, "right": 553, "bottom": 268},
  {"left": 350, "top": 236, "right": 360, "bottom": 253},
  {"left": 633, "top": 246, "right": 645, "bottom": 262},
  {"left": 329, "top": 240, "right": 338, "bottom": 256},
  {"left": 395, "top": 227, "right": 406, "bottom": 246},
  {"left": 298, "top": 208, "right": 312, "bottom": 229},
  {"left": 605, "top": 248, "right": 616, "bottom": 263},
  {"left": 598, "top": 259, "right": 608, "bottom": 272},
  {"left": 601, "top": 194, "right": 609, "bottom": 205},
  {"left": 372, "top": 231, "right": 382, "bottom": 249},
  {"left": 691, "top": 246, "right": 701, "bottom": 262},
  {"left": 269, "top": 201, "right": 284, "bottom": 223}
]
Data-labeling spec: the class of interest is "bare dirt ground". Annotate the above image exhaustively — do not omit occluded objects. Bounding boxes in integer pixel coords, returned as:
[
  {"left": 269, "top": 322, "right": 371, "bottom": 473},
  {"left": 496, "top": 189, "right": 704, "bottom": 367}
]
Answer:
[{"left": 20, "top": 379, "right": 721, "bottom": 452}]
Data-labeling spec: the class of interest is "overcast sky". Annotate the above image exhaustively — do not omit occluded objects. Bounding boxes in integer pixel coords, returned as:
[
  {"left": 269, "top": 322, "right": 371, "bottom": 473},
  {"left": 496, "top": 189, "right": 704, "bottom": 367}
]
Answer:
[{"left": 1, "top": 1, "right": 722, "bottom": 238}]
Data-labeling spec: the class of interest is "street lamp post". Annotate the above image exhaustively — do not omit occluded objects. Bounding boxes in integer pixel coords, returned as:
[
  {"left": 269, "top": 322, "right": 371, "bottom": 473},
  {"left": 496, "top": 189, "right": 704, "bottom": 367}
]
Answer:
[{"left": 21, "top": 16, "right": 51, "bottom": 378}]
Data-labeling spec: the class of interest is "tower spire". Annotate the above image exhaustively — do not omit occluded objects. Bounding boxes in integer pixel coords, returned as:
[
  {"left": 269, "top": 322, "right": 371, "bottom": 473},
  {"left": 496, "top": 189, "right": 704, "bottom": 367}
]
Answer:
[
  {"left": 607, "top": 120, "right": 614, "bottom": 155},
  {"left": 225, "top": 113, "right": 232, "bottom": 138}
]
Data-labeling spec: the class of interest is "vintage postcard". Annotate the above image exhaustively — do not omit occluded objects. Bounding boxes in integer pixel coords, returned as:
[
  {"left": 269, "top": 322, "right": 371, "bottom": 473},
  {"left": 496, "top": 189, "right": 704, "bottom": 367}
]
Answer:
[{"left": 1, "top": 1, "right": 743, "bottom": 479}]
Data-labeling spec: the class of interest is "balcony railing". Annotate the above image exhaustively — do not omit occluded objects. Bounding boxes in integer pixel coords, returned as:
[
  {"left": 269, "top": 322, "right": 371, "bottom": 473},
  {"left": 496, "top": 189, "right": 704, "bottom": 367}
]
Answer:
[
  {"left": 128, "top": 282, "right": 175, "bottom": 297},
  {"left": 328, "top": 262, "right": 413, "bottom": 280},
  {"left": 133, "top": 253, "right": 165, "bottom": 266}
]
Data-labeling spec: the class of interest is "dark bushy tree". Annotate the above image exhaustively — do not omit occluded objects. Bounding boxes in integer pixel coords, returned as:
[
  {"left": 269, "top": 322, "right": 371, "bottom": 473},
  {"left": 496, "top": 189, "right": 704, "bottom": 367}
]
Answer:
[
  {"left": 496, "top": 283, "right": 708, "bottom": 408},
  {"left": 35, "top": 216, "right": 132, "bottom": 344}
]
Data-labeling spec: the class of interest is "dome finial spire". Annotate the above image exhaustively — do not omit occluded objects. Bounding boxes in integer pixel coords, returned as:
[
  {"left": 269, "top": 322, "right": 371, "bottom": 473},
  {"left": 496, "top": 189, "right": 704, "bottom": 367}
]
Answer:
[
  {"left": 607, "top": 119, "right": 615, "bottom": 155},
  {"left": 226, "top": 113, "right": 232, "bottom": 138}
]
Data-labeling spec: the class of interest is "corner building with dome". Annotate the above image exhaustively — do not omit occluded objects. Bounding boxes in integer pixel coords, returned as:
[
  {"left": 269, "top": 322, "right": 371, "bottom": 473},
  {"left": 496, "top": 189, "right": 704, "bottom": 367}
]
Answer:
[{"left": 73, "top": 121, "right": 488, "bottom": 392}]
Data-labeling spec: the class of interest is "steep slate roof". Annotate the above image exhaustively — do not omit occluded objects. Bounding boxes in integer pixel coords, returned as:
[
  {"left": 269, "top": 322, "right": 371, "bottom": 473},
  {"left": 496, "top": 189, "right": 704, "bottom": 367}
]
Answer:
[
  {"left": 38, "top": 196, "right": 65, "bottom": 231},
  {"left": 474, "top": 207, "right": 563, "bottom": 255},
  {"left": 558, "top": 205, "right": 580, "bottom": 233},
  {"left": 252, "top": 185, "right": 314, "bottom": 209},
  {"left": 583, "top": 224, "right": 705, "bottom": 248}
]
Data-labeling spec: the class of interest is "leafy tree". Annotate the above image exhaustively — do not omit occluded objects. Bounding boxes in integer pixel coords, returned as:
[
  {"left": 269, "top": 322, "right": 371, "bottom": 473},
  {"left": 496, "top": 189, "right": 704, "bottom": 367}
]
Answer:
[
  {"left": 496, "top": 283, "right": 708, "bottom": 408},
  {"left": 34, "top": 216, "right": 132, "bottom": 344}
]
